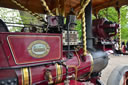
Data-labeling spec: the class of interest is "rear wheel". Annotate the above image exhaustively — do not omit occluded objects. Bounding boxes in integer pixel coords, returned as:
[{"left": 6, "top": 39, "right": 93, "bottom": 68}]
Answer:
[{"left": 107, "top": 65, "right": 128, "bottom": 85}]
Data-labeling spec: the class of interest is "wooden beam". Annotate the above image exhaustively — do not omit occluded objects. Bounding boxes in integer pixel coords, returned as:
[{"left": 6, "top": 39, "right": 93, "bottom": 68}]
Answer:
[
  {"left": 93, "top": 0, "right": 128, "bottom": 13},
  {"left": 0, "top": 0, "right": 127, "bottom": 16}
]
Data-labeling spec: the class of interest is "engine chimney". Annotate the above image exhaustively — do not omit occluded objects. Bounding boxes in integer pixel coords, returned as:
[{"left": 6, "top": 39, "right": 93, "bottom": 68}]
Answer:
[{"left": 85, "top": 1, "right": 93, "bottom": 50}]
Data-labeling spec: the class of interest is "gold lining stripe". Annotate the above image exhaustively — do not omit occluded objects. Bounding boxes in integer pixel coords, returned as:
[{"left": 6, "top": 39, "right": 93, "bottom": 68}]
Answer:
[
  {"left": 56, "top": 63, "right": 63, "bottom": 83},
  {"left": 22, "top": 68, "right": 29, "bottom": 85}
]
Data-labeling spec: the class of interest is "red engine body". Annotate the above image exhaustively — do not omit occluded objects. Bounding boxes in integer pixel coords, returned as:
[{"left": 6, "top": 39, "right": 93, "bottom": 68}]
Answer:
[
  {"left": 0, "top": 32, "right": 93, "bottom": 85},
  {"left": 93, "top": 18, "right": 119, "bottom": 39},
  {"left": 93, "top": 18, "right": 119, "bottom": 51}
]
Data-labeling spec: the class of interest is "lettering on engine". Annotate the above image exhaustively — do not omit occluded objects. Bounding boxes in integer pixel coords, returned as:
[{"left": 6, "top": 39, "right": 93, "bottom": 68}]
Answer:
[{"left": 27, "top": 40, "right": 50, "bottom": 58}]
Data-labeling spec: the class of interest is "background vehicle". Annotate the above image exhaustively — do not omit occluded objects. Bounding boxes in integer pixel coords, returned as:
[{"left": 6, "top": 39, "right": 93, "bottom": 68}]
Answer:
[{"left": 93, "top": 18, "right": 119, "bottom": 51}]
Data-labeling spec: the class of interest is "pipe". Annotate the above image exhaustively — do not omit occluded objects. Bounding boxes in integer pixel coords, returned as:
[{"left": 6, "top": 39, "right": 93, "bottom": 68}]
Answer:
[{"left": 84, "top": 1, "right": 109, "bottom": 73}]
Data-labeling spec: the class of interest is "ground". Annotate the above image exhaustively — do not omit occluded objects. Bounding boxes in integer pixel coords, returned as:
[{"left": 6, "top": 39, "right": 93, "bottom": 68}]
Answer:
[{"left": 101, "top": 54, "right": 128, "bottom": 85}]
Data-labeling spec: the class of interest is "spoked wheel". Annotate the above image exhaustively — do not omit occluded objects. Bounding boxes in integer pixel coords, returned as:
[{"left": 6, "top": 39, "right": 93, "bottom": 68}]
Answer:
[{"left": 107, "top": 65, "right": 128, "bottom": 85}]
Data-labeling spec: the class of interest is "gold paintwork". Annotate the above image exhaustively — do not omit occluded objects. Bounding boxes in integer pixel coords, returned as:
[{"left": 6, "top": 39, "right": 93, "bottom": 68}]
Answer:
[
  {"left": 22, "top": 68, "right": 29, "bottom": 85},
  {"left": 27, "top": 40, "right": 50, "bottom": 58},
  {"left": 56, "top": 63, "right": 63, "bottom": 83}
]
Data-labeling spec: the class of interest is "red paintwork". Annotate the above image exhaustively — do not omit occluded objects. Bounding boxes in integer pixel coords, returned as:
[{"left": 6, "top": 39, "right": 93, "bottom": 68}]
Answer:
[
  {"left": 28, "top": 51, "right": 92, "bottom": 85},
  {"left": 122, "top": 45, "right": 126, "bottom": 53},
  {"left": 0, "top": 32, "right": 92, "bottom": 85},
  {"left": 0, "top": 32, "right": 62, "bottom": 66},
  {"left": 124, "top": 71, "right": 128, "bottom": 85},
  {"left": 93, "top": 18, "right": 119, "bottom": 51},
  {"left": 7, "top": 35, "right": 61, "bottom": 65},
  {"left": 15, "top": 70, "right": 23, "bottom": 85},
  {"left": 0, "top": 40, "right": 16, "bottom": 80},
  {"left": 93, "top": 18, "right": 119, "bottom": 38}
]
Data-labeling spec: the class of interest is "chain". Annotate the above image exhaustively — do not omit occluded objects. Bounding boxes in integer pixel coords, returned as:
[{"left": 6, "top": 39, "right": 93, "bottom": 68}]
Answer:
[
  {"left": 40, "top": 0, "right": 54, "bottom": 16},
  {"left": 11, "top": 0, "right": 44, "bottom": 21},
  {"left": 77, "top": 0, "right": 90, "bottom": 18}
]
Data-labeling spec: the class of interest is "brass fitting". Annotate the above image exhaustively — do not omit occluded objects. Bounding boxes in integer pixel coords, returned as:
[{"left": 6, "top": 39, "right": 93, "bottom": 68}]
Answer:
[{"left": 44, "top": 69, "right": 54, "bottom": 85}]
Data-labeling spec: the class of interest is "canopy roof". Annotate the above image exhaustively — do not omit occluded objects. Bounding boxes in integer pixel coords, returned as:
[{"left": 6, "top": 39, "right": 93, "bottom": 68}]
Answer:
[{"left": 0, "top": 0, "right": 128, "bottom": 16}]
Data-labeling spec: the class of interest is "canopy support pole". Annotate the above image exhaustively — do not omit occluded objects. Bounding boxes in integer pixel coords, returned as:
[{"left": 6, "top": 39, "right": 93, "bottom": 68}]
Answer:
[{"left": 117, "top": 7, "right": 121, "bottom": 50}]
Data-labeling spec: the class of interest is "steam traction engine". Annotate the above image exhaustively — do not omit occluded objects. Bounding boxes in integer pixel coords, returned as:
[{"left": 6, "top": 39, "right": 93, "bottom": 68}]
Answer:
[
  {"left": 0, "top": 16, "right": 109, "bottom": 85},
  {"left": 93, "top": 18, "right": 119, "bottom": 51},
  {"left": 0, "top": 1, "right": 109, "bottom": 85}
]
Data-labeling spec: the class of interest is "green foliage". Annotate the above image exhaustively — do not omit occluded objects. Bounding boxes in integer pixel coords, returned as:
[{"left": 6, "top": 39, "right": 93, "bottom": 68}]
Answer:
[
  {"left": 121, "top": 28, "right": 128, "bottom": 40},
  {"left": 98, "top": 7, "right": 118, "bottom": 22},
  {"left": 75, "top": 20, "right": 82, "bottom": 38},
  {"left": 120, "top": 6, "right": 128, "bottom": 29},
  {"left": 0, "top": 7, "right": 42, "bottom": 32},
  {"left": 19, "top": 11, "right": 42, "bottom": 25},
  {"left": 98, "top": 6, "right": 128, "bottom": 40},
  {"left": 92, "top": 14, "right": 96, "bottom": 20},
  {"left": 0, "top": 7, "right": 23, "bottom": 32}
]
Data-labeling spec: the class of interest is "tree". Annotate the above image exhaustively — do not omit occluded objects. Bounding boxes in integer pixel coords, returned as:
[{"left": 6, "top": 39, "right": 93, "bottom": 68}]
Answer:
[
  {"left": 98, "top": 6, "right": 128, "bottom": 40},
  {"left": 0, "top": 7, "right": 44, "bottom": 32},
  {"left": 19, "top": 11, "right": 44, "bottom": 25},
  {"left": 0, "top": 7, "right": 23, "bottom": 32}
]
